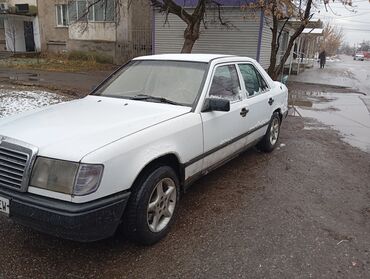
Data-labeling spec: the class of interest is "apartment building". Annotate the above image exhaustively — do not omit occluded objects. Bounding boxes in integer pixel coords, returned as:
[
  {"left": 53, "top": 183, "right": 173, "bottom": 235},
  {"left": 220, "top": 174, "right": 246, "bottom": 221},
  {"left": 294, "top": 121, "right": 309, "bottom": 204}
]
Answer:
[
  {"left": 0, "top": 0, "right": 40, "bottom": 52},
  {"left": 0, "top": 0, "right": 152, "bottom": 63}
]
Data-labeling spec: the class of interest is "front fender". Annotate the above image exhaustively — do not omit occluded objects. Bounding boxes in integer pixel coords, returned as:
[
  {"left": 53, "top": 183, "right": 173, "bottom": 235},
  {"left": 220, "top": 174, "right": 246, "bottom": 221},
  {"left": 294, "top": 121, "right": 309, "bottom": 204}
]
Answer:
[{"left": 72, "top": 113, "right": 203, "bottom": 203}]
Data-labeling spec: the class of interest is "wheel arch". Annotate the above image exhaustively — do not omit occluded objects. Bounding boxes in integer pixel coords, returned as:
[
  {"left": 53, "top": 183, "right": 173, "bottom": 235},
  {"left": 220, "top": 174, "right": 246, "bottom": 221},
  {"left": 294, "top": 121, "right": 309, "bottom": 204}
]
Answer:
[
  {"left": 273, "top": 108, "right": 283, "bottom": 122},
  {"left": 131, "top": 153, "right": 184, "bottom": 192}
]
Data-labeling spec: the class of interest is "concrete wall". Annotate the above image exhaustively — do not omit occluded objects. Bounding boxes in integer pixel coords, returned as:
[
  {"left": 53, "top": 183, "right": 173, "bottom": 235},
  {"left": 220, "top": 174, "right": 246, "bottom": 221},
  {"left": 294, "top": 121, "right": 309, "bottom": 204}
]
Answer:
[
  {"left": 33, "top": 15, "right": 40, "bottom": 51},
  {"left": 68, "top": 39, "right": 116, "bottom": 58},
  {"left": 37, "top": 0, "right": 69, "bottom": 53},
  {"left": 69, "top": 22, "right": 117, "bottom": 42},
  {"left": 114, "top": 0, "right": 152, "bottom": 64},
  {"left": 130, "top": 0, "right": 151, "bottom": 31},
  {"left": 4, "top": 16, "right": 25, "bottom": 52}
]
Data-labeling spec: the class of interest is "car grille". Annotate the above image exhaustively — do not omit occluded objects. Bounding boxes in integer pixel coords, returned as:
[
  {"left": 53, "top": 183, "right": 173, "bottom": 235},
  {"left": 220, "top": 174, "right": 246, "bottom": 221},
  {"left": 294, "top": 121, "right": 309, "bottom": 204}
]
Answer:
[{"left": 0, "top": 137, "right": 38, "bottom": 192}]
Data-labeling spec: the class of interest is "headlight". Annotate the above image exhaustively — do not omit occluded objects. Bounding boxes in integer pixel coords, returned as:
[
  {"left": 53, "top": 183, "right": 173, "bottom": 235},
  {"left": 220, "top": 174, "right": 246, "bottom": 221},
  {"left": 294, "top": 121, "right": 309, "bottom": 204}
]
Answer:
[{"left": 30, "top": 157, "right": 103, "bottom": 196}]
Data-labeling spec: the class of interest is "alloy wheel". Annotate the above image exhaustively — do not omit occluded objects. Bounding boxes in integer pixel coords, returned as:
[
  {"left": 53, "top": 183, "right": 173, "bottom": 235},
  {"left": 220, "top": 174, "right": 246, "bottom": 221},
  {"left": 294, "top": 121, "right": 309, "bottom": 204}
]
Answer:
[
  {"left": 147, "top": 178, "right": 177, "bottom": 233},
  {"left": 269, "top": 118, "right": 280, "bottom": 146}
]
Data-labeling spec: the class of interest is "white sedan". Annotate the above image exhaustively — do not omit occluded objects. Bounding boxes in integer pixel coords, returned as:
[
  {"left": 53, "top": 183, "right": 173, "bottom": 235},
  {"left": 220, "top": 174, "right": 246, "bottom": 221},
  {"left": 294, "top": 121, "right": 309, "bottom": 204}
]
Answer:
[
  {"left": 354, "top": 54, "right": 365, "bottom": 61},
  {"left": 0, "top": 54, "right": 288, "bottom": 244}
]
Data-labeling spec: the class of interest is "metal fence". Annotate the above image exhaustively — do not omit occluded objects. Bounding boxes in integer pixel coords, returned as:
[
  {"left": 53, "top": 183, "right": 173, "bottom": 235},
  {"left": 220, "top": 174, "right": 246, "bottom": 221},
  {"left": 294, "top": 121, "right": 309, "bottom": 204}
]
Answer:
[{"left": 119, "top": 29, "right": 152, "bottom": 63}]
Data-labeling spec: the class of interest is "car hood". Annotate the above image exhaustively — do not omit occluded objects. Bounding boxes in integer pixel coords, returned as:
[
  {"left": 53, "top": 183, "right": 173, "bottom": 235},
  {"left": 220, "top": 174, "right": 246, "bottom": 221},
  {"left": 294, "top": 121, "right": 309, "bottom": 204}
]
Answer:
[{"left": 0, "top": 96, "right": 190, "bottom": 161}]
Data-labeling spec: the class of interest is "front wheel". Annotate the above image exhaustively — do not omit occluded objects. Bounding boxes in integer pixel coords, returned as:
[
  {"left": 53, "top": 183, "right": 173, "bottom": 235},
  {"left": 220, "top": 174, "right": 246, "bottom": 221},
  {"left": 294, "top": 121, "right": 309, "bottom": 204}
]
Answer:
[
  {"left": 122, "top": 166, "right": 180, "bottom": 245},
  {"left": 257, "top": 112, "right": 281, "bottom": 153}
]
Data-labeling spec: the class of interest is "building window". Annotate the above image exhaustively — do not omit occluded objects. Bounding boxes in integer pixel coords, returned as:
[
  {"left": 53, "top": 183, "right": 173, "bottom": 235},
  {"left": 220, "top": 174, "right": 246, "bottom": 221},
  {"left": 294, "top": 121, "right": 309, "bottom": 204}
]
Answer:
[
  {"left": 68, "top": 0, "right": 114, "bottom": 23},
  {"left": 56, "top": 4, "right": 69, "bottom": 26},
  {"left": 0, "top": 18, "right": 4, "bottom": 29}
]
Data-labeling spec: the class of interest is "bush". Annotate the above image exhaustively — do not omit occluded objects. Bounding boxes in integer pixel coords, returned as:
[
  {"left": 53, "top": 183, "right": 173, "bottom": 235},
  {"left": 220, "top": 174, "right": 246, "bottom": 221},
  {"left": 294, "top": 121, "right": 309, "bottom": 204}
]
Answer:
[{"left": 67, "top": 51, "right": 113, "bottom": 64}]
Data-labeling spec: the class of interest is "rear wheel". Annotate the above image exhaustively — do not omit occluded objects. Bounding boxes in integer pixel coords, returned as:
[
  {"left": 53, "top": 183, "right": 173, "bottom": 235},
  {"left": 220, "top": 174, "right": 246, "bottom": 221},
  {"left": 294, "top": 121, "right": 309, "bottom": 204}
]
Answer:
[
  {"left": 122, "top": 166, "right": 180, "bottom": 245},
  {"left": 257, "top": 112, "right": 281, "bottom": 152}
]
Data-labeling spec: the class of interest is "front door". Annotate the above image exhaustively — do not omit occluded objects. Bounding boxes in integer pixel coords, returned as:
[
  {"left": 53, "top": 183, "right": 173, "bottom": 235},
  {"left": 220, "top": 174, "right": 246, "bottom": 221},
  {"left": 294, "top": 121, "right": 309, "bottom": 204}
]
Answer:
[
  {"left": 200, "top": 64, "right": 249, "bottom": 170},
  {"left": 24, "top": 21, "right": 35, "bottom": 52}
]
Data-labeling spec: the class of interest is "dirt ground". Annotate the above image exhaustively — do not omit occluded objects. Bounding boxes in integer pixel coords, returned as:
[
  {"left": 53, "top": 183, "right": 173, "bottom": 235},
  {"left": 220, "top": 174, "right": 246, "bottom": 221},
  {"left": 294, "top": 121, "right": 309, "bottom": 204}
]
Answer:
[
  {"left": 0, "top": 115, "right": 369, "bottom": 278},
  {"left": 0, "top": 67, "right": 115, "bottom": 97}
]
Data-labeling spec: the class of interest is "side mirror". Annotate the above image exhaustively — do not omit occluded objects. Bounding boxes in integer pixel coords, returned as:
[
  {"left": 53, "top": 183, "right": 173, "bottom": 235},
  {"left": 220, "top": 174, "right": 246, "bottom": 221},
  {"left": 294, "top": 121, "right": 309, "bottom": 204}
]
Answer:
[{"left": 202, "top": 98, "right": 230, "bottom": 112}]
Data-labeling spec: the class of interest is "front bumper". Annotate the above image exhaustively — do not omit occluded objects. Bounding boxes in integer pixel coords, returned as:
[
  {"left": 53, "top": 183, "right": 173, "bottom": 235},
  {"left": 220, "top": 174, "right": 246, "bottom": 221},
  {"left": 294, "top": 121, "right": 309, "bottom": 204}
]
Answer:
[{"left": 0, "top": 187, "right": 130, "bottom": 242}]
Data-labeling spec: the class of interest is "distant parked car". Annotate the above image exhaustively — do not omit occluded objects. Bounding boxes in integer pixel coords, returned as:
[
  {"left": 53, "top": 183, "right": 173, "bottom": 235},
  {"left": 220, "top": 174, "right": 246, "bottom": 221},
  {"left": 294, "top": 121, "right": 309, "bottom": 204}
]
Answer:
[
  {"left": 0, "top": 54, "right": 288, "bottom": 244},
  {"left": 354, "top": 54, "right": 365, "bottom": 61}
]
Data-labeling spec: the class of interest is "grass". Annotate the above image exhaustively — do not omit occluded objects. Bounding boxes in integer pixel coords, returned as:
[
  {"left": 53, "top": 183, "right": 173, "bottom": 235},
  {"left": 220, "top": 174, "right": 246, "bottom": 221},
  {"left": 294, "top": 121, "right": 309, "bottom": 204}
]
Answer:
[{"left": 0, "top": 52, "right": 116, "bottom": 72}]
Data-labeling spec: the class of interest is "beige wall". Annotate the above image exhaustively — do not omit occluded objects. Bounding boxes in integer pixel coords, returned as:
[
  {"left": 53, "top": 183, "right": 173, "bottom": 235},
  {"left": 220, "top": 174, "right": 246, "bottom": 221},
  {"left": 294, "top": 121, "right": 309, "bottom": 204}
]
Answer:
[
  {"left": 69, "top": 22, "right": 117, "bottom": 42},
  {"left": 114, "top": 0, "right": 152, "bottom": 64},
  {"left": 37, "top": 0, "right": 68, "bottom": 53},
  {"left": 129, "top": 0, "right": 151, "bottom": 31}
]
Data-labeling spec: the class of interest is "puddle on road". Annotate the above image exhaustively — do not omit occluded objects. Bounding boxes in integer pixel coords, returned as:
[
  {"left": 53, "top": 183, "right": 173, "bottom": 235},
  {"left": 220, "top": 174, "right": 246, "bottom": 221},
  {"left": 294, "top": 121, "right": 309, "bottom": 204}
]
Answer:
[{"left": 289, "top": 92, "right": 370, "bottom": 153}]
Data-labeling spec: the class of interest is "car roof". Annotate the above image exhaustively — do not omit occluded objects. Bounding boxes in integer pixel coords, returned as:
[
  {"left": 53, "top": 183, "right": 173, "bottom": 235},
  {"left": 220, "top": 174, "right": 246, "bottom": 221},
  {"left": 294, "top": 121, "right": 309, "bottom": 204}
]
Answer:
[{"left": 134, "top": 54, "right": 251, "bottom": 63}]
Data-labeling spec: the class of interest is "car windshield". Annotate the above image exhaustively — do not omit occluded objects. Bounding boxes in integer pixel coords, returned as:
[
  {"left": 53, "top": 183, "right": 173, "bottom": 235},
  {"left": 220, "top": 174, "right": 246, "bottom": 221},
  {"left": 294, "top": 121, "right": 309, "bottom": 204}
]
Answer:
[{"left": 93, "top": 60, "right": 208, "bottom": 106}]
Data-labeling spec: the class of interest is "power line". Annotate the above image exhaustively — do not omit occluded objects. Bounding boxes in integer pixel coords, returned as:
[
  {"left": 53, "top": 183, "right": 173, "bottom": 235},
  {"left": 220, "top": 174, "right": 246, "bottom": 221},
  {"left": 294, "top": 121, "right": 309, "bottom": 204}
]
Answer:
[
  {"left": 317, "top": 11, "right": 370, "bottom": 18},
  {"left": 341, "top": 27, "right": 370, "bottom": 31},
  {"left": 334, "top": 17, "right": 370, "bottom": 23}
]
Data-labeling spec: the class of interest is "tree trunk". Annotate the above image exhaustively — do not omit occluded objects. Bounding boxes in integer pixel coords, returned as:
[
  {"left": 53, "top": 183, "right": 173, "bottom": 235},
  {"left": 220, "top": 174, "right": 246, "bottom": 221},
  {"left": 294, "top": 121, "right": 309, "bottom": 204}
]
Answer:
[
  {"left": 181, "top": 22, "right": 201, "bottom": 53},
  {"left": 268, "top": 0, "right": 313, "bottom": 80},
  {"left": 267, "top": 13, "right": 279, "bottom": 77},
  {"left": 272, "top": 34, "right": 297, "bottom": 79},
  {"left": 181, "top": 38, "right": 197, "bottom": 53}
]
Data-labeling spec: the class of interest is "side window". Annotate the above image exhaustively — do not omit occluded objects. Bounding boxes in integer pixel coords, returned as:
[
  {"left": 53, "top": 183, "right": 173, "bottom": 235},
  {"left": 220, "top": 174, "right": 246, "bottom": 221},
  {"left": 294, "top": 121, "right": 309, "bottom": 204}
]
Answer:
[
  {"left": 255, "top": 70, "right": 269, "bottom": 92},
  {"left": 209, "top": 65, "right": 241, "bottom": 101},
  {"left": 239, "top": 64, "right": 269, "bottom": 96},
  {"left": 238, "top": 64, "right": 261, "bottom": 97}
]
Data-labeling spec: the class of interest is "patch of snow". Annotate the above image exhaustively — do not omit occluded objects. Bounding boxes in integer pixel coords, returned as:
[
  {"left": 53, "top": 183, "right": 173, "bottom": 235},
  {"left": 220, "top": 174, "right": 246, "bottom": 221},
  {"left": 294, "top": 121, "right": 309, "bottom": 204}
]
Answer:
[{"left": 0, "top": 89, "right": 68, "bottom": 118}]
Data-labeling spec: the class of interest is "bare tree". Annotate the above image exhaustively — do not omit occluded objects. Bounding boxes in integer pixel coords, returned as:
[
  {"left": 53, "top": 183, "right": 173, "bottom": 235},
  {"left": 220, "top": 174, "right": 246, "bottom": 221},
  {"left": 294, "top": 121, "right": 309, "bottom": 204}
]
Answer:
[
  {"left": 320, "top": 22, "right": 344, "bottom": 56},
  {"left": 245, "top": 0, "right": 314, "bottom": 79},
  {"left": 246, "top": 0, "right": 360, "bottom": 79}
]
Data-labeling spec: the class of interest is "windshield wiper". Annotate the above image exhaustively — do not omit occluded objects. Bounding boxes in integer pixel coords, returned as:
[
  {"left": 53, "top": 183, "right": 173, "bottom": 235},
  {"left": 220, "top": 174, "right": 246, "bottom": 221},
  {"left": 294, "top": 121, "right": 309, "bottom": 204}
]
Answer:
[{"left": 130, "top": 94, "right": 184, "bottom": 106}]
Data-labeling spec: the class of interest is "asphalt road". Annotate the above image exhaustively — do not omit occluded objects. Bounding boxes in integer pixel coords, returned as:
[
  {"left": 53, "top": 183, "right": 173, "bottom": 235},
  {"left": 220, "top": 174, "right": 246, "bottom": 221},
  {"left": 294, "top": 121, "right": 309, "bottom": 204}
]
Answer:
[{"left": 0, "top": 116, "right": 369, "bottom": 278}]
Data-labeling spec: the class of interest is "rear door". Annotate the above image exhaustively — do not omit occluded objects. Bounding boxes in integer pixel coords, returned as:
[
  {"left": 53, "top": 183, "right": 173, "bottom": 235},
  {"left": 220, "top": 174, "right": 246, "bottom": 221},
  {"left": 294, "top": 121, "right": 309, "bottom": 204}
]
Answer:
[{"left": 237, "top": 63, "right": 272, "bottom": 143}]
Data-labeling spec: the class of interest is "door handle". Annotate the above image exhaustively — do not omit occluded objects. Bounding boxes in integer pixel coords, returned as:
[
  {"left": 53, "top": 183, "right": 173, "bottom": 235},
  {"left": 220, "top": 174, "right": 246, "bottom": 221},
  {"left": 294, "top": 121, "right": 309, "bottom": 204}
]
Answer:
[
  {"left": 268, "top": 98, "right": 274, "bottom": 106},
  {"left": 240, "top": 107, "right": 249, "bottom": 117}
]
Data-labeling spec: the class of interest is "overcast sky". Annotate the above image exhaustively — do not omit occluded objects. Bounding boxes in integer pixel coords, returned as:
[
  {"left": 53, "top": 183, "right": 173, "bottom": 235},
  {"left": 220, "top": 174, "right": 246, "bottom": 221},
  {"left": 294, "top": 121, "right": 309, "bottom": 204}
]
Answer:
[{"left": 312, "top": 0, "right": 370, "bottom": 45}]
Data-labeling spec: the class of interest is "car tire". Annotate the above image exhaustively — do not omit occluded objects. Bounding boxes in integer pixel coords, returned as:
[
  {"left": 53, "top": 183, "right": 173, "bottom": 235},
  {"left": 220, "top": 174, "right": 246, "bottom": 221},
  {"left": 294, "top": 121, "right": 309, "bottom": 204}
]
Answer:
[
  {"left": 257, "top": 112, "right": 281, "bottom": 153},
  {"left": 122, "top": 165, "right": 180, "bottom": 245}
]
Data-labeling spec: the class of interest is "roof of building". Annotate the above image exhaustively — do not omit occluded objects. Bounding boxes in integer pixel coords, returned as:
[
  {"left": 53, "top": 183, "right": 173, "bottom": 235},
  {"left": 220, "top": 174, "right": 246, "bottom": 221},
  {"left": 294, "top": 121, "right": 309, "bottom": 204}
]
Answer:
[
  {"left": 134, "top": 54, "right": 237, "bottom": 63},
  {"left": 302, "top": 28, "right": 324, "bottom": 35}
]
